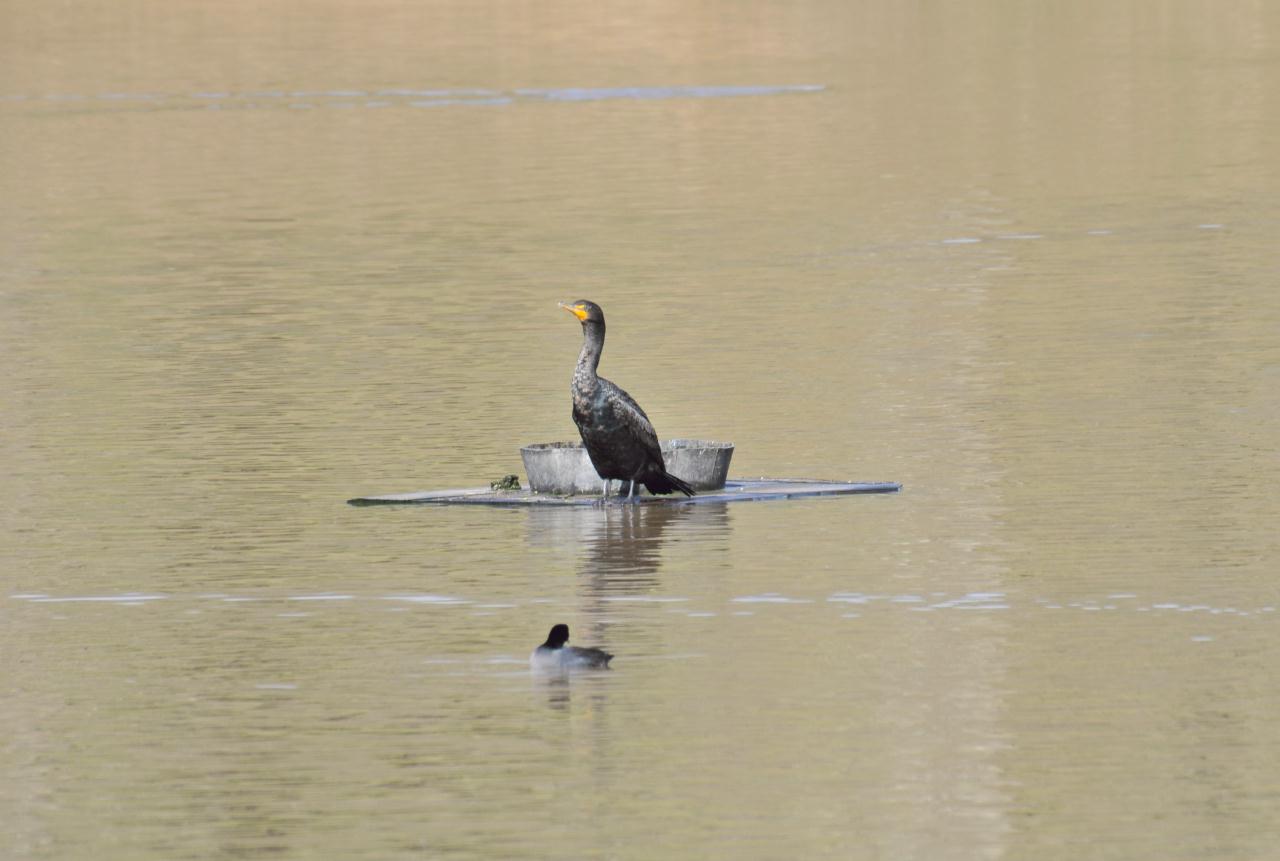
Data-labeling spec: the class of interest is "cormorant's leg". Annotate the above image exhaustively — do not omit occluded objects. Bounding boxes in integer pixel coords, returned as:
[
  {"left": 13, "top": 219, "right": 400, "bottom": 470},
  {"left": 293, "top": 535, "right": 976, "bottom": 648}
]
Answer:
[{"left": 627, "top": 480, "right": 636, "bottom": 501}]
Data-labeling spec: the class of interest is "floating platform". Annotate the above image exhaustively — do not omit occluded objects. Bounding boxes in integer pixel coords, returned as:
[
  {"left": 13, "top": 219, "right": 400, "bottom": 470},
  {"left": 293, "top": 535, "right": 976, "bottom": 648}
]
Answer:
[{"left": 348, "top": 478, "right": 901, "bottom": 507}]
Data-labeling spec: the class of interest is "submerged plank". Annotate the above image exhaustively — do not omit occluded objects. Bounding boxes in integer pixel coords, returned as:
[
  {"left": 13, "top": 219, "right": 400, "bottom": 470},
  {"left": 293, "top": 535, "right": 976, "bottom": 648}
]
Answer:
[{"left": 348, "top": 478, "right": 901, "bottom": 507}]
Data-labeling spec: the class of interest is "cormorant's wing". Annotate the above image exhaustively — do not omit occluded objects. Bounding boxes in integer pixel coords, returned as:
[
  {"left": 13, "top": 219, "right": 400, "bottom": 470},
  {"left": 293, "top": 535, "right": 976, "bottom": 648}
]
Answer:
[
  {"left": 599, "top": 378, "right": 664, "bottom": 463},
  {"left": 603, "top": 378, "right": 651, "bottom": 422}
]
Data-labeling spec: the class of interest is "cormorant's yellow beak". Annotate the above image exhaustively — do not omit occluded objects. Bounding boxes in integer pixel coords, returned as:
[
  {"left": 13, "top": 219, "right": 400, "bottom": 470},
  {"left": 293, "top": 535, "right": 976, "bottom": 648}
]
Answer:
[{"left": 559, "top": 302, "right": 589, "bottom": 321}]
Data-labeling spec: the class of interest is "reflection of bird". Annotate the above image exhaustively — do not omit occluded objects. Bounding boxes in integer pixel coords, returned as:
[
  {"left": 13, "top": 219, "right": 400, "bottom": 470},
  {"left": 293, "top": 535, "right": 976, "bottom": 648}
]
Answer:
[
  {"left": 560, "top": 300, "right": 694, "bottom": 500},
  {"left": 530, "top": 624, "right": 613, "bottom": 670}
]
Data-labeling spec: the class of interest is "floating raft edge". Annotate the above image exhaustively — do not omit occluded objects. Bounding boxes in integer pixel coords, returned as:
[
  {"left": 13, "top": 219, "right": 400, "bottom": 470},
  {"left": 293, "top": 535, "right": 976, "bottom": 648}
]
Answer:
[{"left": 348, "top": 478, "right": 901, "bottom": 507}]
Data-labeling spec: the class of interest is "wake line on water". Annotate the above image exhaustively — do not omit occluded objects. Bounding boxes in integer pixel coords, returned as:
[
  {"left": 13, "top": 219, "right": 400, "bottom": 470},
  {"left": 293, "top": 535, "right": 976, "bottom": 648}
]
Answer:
[{"left": 1, "top": 84, "right": 826, "bottom": 111}]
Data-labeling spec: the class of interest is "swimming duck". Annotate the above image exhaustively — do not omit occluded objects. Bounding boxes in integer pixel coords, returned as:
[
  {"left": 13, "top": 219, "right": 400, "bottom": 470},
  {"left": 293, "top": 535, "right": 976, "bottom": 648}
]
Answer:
[{"left": 530, "top": 623, "right": 613, "bottom": 670}]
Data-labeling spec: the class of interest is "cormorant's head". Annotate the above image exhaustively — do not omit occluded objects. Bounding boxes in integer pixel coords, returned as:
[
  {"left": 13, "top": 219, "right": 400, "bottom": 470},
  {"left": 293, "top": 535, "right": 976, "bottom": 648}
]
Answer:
[
  {"left": 543, "top": 624, "right": 571, "bottom": 649},
  {"left": 559, "top": 300, "right": 605, "bottom": 326}
]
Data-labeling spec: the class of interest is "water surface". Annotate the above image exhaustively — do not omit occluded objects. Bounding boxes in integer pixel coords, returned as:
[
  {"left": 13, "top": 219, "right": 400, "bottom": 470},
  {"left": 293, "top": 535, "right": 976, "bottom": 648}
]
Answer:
[{"left": 4, "top": 2, "right": 1280, "bottom": 859}]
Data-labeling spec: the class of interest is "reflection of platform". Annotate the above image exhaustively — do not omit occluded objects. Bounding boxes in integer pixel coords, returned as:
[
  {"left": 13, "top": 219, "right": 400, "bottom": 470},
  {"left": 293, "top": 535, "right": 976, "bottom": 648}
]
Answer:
[{"left": 348, "top": 478, "right": 901, "bottom": 507}]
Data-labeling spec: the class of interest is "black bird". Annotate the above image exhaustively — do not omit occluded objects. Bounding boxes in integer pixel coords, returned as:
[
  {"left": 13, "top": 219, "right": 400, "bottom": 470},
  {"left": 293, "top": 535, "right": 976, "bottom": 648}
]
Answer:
[
  {"left": 530, "top": 624, "right": 613, "bottom": 670},
  {"left": 560, "top": 300, "right": 694, "bottom": 500}
]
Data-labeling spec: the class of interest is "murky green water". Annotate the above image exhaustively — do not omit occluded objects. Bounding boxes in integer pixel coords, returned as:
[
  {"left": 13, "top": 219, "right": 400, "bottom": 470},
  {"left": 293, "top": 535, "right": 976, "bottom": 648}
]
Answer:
[{"left": 4, "top": 2, "right": 1280, "bottom": 859}]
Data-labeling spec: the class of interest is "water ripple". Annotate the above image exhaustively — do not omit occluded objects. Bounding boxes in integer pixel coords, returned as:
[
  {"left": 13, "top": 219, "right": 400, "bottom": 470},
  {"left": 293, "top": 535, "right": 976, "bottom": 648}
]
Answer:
[{"left": 2, "top": 83, "right": 826, "bottom": 113}]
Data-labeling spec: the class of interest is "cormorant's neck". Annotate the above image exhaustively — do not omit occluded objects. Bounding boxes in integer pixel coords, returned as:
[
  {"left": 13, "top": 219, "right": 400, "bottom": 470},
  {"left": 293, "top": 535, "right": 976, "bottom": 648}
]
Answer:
[{"left": 576, "top": 321, "right": 605, "bottom": 380}]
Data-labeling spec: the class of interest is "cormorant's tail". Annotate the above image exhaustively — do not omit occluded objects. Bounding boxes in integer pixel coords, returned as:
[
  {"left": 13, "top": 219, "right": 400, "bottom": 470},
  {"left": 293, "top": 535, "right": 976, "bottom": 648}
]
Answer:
[{"left": 645, "top": 471, "right": 696, "bottom": 497}]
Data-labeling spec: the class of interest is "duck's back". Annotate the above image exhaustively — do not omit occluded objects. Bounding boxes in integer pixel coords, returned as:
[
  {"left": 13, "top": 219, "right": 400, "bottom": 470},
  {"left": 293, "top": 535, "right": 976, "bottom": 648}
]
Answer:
[
  {"left": 530, "top": 644, "right": 613, "bottom": 670},
  {"left": 562, "top": 645, "right": 613, "bottom": 669}
]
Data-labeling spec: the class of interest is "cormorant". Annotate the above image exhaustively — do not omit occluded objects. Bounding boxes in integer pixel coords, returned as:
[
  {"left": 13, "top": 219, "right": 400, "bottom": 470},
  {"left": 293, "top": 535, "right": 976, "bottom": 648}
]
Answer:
[
  {"left": 560, "top": 300, "right": 694, "bottom": 499},
  {"left": 530, "top": 624, "right": 613, "bottom": 670}
]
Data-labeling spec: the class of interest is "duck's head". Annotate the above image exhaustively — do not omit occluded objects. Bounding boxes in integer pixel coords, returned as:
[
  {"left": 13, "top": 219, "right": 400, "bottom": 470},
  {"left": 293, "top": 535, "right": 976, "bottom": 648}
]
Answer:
[{"left": 543, "top": 624, "right": 570, "bottom": 649}]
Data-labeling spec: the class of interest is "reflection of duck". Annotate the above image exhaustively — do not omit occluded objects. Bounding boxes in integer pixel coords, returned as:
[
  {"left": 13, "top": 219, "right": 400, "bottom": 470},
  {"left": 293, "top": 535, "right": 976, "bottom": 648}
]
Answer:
[
  {"left": 530, "top": 624, "right": 613, "bottom": 670},
  {"left": 560, "top": 300, "right": 694, "bottom": 499}
]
